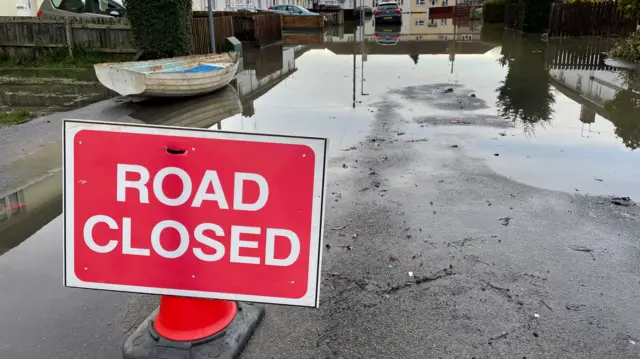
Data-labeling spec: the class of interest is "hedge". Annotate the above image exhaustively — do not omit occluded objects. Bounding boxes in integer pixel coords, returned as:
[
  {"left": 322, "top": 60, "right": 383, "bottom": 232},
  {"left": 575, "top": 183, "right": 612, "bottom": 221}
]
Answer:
[{"left": 123, "top": 0, "right": 194, "bottom": 60}]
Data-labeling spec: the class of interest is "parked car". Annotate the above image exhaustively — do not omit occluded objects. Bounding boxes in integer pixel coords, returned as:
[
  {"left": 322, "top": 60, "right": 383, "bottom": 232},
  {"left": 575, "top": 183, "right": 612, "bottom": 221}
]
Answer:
[
  {"left": 374, "top": 24, "right": 401, "bottom": 45},
  {"left": 373, "top": 2, "right": 401, "bottom": 25},
  {"left": 268, "top": 4, "right": 327, "bottom": 23},
  {"left": 37, "top": 0, "right": 124, "bottom": 18}
]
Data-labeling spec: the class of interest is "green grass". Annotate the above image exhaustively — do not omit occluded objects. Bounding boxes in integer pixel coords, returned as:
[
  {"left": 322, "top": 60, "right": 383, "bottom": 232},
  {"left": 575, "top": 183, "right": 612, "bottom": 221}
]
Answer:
[
  {"left": 0, "top": 110, "right": 39, "bottom": 125},
  {"left": 0, "top": 50, "right": 131, "bottom": 69}
]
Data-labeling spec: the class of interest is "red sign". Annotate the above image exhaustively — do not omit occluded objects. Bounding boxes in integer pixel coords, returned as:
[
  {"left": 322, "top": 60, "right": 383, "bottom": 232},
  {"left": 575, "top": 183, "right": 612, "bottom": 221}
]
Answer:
[{"left": 63, "top": 120, "right": 327, "bottom": 307}]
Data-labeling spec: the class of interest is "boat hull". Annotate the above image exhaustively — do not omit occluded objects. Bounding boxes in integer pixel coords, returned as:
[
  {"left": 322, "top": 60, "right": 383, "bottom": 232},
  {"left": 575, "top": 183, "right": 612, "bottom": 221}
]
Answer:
[{"left": 94, "top": 53, "right": 239, "bottom": 98}]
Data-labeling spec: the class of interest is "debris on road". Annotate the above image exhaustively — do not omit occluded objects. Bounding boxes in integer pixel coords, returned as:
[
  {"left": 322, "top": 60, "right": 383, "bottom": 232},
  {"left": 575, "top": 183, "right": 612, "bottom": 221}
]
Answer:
[
  {"left": 443, "top": 88, "right": 454, "bottom": 93},
  {"left": 594, "top": 177, "right": 603, "bottom": 182},
  {"left": 481, "top": 281, "right": 512, "bottom": 299},
  {"left": 611, "top": 197, "right": 632, "bottom": 206},
  {"left": 450, "top": 145, "right": 459, "bottom": 148},
  {"left": 390, "top": 254, "right": 399, "bottom": 261},
  {"left": 540, "top": 300, "right": 554, "bottom": 312},
  {"left": 331, "top": 225, "right": 347, "bottom": 230},
  {"left": 494, "top": 153, "right": 500, "bottom": 156},
  {"left": 489, "top": 332, "right": 508, "bottom": 342},
  {"left": 499, "top": 217, "right": 512, "bottom": 226},
  {"left": 565, "top": 304, "right": 586, "bottom": 311},
  {"left": 569, "top": 245, "right": 596, "bottom": 260},
  {"left": 385, "top": 268, "right": 454, "bottom": 294}
]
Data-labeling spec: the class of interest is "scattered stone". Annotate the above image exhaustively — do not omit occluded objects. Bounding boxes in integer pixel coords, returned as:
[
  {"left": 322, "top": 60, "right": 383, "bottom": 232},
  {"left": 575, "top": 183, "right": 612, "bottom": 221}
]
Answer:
[
  {"left": 451, "top": 145, "right": 459, "bottom": 148},
  {"left": 470, "top": 93, "right": 477, "bottom": 98},
  {"left": 325, "top": 244, "right": 331, "bottom": 249},
  {"left": 342, "top": 164, "right": 348, "bottom": 168},
  {"left": 499, "top": 217, "right": 512, "bottom": 226},
  {"left": 494, "top": 153, "right": 499, "bottom": 156},
  {"left": 594, "top": 177, "right": 603, "bottom": 182},
  {"left": 533, "top": 332, "right": 539, "bottom": 338},
  {"left": 443, "top": 88, "right": 454, "bottom": 93}
]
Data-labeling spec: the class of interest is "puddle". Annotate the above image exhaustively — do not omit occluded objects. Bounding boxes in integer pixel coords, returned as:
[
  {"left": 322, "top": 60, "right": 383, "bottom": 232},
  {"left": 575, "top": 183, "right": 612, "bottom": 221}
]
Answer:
[{"left": 0, "top": 68, "right": 114, "bottom": 118}]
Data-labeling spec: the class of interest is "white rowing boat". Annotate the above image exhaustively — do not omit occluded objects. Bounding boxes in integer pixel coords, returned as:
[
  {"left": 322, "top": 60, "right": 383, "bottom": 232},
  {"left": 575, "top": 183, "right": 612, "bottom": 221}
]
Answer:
[{"left": 94, "top": 53, "right": 239, "bottom": 97}]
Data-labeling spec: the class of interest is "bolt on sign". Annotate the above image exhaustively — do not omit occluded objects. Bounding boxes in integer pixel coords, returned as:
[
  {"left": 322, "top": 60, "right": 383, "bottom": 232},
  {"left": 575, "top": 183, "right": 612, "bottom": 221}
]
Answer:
[{"left": 63, "top": 120, "right": 328, "bottom": 307}]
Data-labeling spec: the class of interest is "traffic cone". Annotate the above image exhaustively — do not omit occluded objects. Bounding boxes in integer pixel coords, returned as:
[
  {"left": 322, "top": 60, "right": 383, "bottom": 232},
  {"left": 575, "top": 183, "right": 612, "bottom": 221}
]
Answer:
[
  {"left": 123, "top": 296, "right": 264, "bottom": 359},
  {"left": 154, "top": 296, "right": 237, "bottom": 341}
]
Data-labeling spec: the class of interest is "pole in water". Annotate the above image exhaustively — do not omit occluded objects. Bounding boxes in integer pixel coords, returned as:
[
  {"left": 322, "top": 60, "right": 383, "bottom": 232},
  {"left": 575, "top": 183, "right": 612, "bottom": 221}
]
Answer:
[{"left": 207, "top": 0, "right": 216, "bottom": 53}]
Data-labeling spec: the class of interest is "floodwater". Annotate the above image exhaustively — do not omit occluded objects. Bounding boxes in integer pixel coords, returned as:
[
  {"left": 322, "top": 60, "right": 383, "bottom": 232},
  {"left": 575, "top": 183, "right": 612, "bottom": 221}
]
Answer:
[
  {"left": 0, "top": 68, "right": 113, "bottom": 117},
  {"left": 2, "top": 20, "right": 640, "bottom": 358}
]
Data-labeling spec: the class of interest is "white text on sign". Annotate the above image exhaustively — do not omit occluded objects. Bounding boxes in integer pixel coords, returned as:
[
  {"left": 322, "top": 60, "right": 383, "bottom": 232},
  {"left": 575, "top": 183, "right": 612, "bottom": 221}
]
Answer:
[{"left": 82, "top": 164, "right": 301, "bottom": 266}]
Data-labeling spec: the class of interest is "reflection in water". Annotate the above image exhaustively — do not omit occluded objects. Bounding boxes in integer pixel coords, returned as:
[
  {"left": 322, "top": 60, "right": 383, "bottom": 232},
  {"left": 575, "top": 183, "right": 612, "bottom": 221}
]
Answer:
[
  {"left": 546, "top": 38, "right": 640, "bottom": 150},
  {"left": 497, "top": 31, "right": 555, "bottom": 134},
  {"left": 0, "top": 68, "right": 113, "bottom": 116},
  {"left": 604, "top": 87, "right": 640, "bottom": 150},
  {"left": 0, "top": 172, "right": 61, "bottom": 256}
]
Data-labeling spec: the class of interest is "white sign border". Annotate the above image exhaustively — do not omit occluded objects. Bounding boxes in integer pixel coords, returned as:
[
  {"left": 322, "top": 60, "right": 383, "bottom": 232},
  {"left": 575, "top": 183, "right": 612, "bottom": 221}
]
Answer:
[{"left": 63, "top": 119, "right": 328, "bottom": 308}]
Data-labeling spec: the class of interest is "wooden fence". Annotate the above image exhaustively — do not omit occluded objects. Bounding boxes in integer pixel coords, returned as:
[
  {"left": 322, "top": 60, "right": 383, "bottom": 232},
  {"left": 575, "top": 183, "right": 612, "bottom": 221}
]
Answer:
[
  {"left": 546, "top": 38, "right": 618, "bottom": 71},
  {"left": 1, "top": 11, "right": 283, "bottom": 61},
  {"left": 283, "top": 32, "right": 324, "bottom": 45},
  {"left": 0, "top": 16, "right": 135, "bottom": 60},
  {"left": 282, "top": 14, "right": 324, "bottom": 30},
  {"left": 547, "top": 2, "right": 637, "bottom": 38},
  {"left": 191, "top": 16, "right": 234, "bottom": 55},
  {"left": 192, "top": 11, "right": 282, "bottom": 47}
]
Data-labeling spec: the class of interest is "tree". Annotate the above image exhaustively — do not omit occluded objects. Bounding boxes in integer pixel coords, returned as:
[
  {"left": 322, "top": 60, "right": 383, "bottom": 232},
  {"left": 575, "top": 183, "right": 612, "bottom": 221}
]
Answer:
[
  {"left": 618, "top": 0, "right": 640, "bottom": 19},
  {"left": 124, "top": 0, "right": 193, "bottom": 60},
  {"left": 496, "top": 34, "right": 555, "bottom": 134}
]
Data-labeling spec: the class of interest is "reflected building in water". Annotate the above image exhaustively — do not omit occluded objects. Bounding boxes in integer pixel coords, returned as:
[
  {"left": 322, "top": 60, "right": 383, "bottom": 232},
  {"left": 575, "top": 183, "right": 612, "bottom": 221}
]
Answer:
[{"left": 545, "top": 38, "right": 640, "bottom": 149}]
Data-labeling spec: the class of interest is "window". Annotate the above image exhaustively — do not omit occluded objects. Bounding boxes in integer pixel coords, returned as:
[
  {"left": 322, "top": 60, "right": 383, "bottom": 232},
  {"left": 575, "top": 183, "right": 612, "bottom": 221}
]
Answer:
[
  {"left": 429, "top": 18, "right": 436, "bottom": 26},
  {"left": 576, "top": 75, "right": 583, "bottom": 92},
  {"left": 438, "top": 35, "right": 448, "bottom": 40},
  {"left": 440, "top": 18, "right": 447, "bottom": 25},
  {"left": 415, "top": 19, "right": 425, "bottom": 25},
  {"left": 246, "top": 0, "right": 253, "bottom": 5},
  {"left": 415, "top": 35, "right": 423, "bottom": 40},
  {"left": 430, "top": 0, "right": 435, "bottom": 5},
  {"left": 441, "top": 0, "right": 447, "bottom": 5},
  {"left": 52, "top": 0, "right": 86, "bottom": 13},
  {"left": 416, "top": 0, "right": 425, "bottom": 4},
  {"left": 236, "top": 0, "right": 244, "bottom": 5}
]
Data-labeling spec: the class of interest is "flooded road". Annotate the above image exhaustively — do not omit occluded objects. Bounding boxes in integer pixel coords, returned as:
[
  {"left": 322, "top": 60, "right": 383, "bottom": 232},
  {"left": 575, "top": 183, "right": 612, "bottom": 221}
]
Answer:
[
  {"left": 2, "top": 21, "right": 640, "bottom": 359},
  {"left": 0, "top": 68, "right": 113, "bottom": 121}
]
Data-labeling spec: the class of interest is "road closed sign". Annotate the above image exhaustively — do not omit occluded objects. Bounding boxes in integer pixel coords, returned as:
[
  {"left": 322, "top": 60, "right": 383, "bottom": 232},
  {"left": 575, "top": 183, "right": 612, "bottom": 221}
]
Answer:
[{"left": 63, "top": 120, "right": 327, "bottom": 307}]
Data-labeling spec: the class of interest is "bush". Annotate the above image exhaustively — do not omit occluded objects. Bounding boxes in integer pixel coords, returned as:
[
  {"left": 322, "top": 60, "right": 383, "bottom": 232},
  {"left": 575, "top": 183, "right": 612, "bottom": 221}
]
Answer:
[
  {"left": 618, "top": 0, "right": 640, "bottom": 19},
  {"left": 521, "top": 0, "right": 554, "bottom": 33},
  {"left": 610, "top": 31, "right": 640, "bottom": 63},
  {"left": 483, "top": 0, "right": 520, "bottom": 24},
  {"left": 124, "top": 0, "right": 193, "bottom": 60}
]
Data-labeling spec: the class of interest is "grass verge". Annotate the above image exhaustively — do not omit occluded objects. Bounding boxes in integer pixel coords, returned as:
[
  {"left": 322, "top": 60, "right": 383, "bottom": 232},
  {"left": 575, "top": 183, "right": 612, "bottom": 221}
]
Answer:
[{"left": 0, "top": 110, "right": 39, "bottom": 125}]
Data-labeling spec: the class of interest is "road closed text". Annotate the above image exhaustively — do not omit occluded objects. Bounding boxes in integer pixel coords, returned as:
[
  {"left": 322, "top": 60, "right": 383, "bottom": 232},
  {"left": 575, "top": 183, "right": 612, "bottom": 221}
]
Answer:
[
  {"left": 83, "top": 164, "right": 301, "bottom": 266},
  {"left": 65, "top": 122, "right": 326, "bottom": 306}
]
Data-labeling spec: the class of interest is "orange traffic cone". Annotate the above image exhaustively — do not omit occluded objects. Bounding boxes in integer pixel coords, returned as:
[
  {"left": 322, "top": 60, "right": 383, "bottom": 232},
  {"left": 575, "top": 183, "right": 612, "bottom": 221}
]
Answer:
[{"left": 154, "top": 296, "right": 237, "bottom": 341}]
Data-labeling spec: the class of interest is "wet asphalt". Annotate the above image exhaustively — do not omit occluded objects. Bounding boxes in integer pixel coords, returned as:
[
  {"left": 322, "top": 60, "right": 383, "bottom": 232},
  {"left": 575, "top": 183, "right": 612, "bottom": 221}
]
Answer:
[{"left": 2, "top": 27, "right": 640, "bottom": 359}]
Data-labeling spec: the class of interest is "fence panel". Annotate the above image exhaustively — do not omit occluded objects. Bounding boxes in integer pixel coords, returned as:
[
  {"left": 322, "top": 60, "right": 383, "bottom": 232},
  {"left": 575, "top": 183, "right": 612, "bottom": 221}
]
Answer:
[
  {"left": 547, "top": 1, "right": 636, "bottom": 38},
  {"left": 191, "top": 16, "right": 234, "bottom": 54},
  {"left": 0, "top": 16, "right": 136, "bottom": 61}
]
